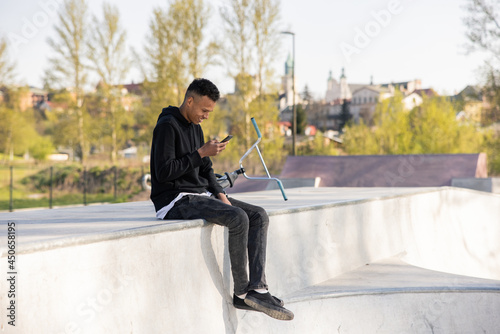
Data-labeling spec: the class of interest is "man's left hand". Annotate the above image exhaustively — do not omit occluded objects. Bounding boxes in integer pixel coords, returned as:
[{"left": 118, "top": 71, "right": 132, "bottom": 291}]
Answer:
[{"left": 217, "top": 193, "right": 232, "bottom": 206}]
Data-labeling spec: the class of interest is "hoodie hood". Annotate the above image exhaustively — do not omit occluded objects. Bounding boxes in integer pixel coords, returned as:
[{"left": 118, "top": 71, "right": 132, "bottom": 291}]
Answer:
[{"left": 157, "top": 106, "right": 190, "bottom": 127}]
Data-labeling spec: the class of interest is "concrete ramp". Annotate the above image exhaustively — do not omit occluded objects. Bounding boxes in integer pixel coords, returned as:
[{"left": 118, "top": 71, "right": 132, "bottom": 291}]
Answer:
[
  {"left": 1, "top": 187, "right": 499, "bottom": 333},
  {"left": 279, "top": 153, "right": 488, "bottom": 187}
]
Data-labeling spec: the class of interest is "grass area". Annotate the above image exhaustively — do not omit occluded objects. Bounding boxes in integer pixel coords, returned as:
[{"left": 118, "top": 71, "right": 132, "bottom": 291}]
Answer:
[
  {"left": 0, "top": 165, "right": 43, "bottom": 188},
  {"left": 0, "top": 164, "right": 146, "bottom": 211},
  {"left": 0, "top": 192, "right": 131, "bottom": 211}
]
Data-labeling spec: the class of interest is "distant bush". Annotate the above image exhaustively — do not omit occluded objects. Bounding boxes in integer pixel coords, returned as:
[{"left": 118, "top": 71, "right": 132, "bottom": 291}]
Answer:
[{"left": 21, "top": 165, "right": 144, "bottom": 195}]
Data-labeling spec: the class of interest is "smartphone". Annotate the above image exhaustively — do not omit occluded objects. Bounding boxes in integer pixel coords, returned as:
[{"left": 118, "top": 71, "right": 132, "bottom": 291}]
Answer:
[{"left": 220, "top": 135, "right": 233, "bottom": 143}]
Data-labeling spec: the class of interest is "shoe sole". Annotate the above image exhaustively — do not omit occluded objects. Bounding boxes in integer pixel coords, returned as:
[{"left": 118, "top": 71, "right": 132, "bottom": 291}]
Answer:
[
  {"left": 233, "top": 303, "right": 260, "bottom": 312},
  {"left": 244, "top": 296, "right": 294, "bottom": 321}
]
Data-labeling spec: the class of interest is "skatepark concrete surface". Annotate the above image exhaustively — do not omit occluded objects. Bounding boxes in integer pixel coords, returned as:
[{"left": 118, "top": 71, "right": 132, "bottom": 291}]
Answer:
[{"left": 1, "top": 186, "right": 499, "bottom": 333}]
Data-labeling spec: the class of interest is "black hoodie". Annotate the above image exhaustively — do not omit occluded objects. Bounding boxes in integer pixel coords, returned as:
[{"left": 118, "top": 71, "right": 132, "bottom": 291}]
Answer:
[{"left": 150, "top": 106, "right": 223, "bottom": 212}]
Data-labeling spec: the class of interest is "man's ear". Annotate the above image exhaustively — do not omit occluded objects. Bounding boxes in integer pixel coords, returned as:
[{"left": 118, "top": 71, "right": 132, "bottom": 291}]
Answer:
[{"left": 185, "top": 95, "right": 194, "bottom": 107}]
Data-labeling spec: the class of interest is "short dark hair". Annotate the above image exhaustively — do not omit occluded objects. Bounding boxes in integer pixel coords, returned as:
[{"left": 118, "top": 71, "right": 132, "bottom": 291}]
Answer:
[{"left": 185, "top": 78, "right": 220, "bottom": 102}]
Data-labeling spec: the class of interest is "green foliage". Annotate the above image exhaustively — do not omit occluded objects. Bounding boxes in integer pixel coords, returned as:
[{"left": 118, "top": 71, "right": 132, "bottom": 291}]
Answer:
[
  {"left": 20, "top": 165, "right": 144, "bottom": 195},
  {"left": 251, "top": 0, "right": 281, "bottom": 94},
  {"left": 29, "top": 137, "right": 55, "bottom": 161},
  {"left": 295, "top": 104, "right": 307, "bottom": 135},
  {"left": 343, "top": 119, "right": 379, "bottom": 155},
  {"left": 372, "top": 91, "right": 413, "bottom": 154},
  {"left": 21, "top": 165, "right": 81, "bottom": 191},
  {"left": 87, "top": 3, "right": 130, "bottom": 86},
  {"left": 0, "top": 87, "right": 51, "bottom": 160},
  {"left": 344, "top": 93, "right": 488, "bottom": 157},
  {"left": 299, "top": 132, "right": 340, "bottom": 156},
  {"left": 139, "top": 0, "right": 216, "bottom": 146},
  {"left": 46, "top": 0, "right": 90, "bottom": 162},
  {"left": 339, "top": 100, "right": 352, "bottom": 132},
  {"left": 484, "top": 131, "right": 500, "bottom": 175}
]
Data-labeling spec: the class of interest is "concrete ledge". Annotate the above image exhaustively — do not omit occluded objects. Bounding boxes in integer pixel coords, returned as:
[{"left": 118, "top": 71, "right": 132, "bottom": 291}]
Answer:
[
  {"left": 452, "top": 177, "right": 500, "bottom": 193},
  {"left": 265, "top": 177, "right": 321, "bottom": 190}
]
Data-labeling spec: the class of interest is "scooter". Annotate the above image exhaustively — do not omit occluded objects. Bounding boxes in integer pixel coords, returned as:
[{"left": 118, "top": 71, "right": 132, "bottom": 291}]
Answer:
[
  {"left": 142, "top": 118, "right": 287, "bottom": 201},
  {"left": 216, "top": 117, "right": 287, "bottom": 201}
]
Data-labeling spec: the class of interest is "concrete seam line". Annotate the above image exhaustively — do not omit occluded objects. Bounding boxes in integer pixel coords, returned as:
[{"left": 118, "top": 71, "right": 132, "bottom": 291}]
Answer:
[{"left": 285, "top": 289, "right": 500, "bottom": 304}]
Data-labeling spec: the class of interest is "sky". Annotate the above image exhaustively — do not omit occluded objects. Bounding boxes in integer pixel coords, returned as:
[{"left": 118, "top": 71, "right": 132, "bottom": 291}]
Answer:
[{"left": 0, "top": 0, "right": 490, "bottom": 99}]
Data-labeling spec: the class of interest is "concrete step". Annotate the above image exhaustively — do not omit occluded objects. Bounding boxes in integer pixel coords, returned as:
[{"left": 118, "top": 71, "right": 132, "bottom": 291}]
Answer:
[
  {"left": 287, "top": 256, "right": 500, "bottom": 302},
  {"left": 236, "top": 257, "right": 500, "bottom": 333}
]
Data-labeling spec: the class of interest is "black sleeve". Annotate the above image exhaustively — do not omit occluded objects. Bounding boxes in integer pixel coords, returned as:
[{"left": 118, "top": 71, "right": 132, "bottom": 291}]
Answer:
[
  {"left": 201, "top": 156, "right": 224, "bottom": 195},
  {"left": 152, "top": 122, "right": 203, "bottom": 183},
  {"left": 198, "top": 128, "right": 224, "bottom": 195}
]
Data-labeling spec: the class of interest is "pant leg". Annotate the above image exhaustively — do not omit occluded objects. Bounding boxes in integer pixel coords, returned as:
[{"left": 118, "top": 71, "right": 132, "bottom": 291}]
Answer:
[
  {"left": 228, "top": 197, "right": 269, "bottom": 291},
  {"left": 165, "top": 195, "right": 250, "bottom": 295}
]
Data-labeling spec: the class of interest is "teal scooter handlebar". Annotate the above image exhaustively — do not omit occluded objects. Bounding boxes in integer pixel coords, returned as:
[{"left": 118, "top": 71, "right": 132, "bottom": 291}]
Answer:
[{"left": 236, "top": 118, "right": 287, "bottom": 201}]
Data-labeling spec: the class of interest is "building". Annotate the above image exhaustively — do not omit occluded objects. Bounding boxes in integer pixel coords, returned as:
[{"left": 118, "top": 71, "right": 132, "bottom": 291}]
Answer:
[
  {"left": 380, "top": 79, "right": 422, "bottom": 95},
  {"left": 0, "top": 86, "right": 49, "bottom": 111},
  {"left": 323, "top": 73, "right": 436, "bottom": 128},
  {"left": 351, "top": 85, "right": 392, "bottom": 122},
  {"left": 450, "top": 86, "right": 485, "bottom": 123},
  {"left": 323, "top": 69, "right": 394, "bottom": 126},
  {"left": 279, "top": 54, "right": 302, "bottom": 123}
]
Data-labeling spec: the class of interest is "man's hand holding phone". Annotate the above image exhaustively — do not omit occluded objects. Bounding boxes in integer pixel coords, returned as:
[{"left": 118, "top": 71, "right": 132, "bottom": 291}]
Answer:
[
  {"left": 220, "top": 135, "right": 233, "bottom": 143},
  {"left": 197, "top": 135, "right": 232, "bottom": 158}
]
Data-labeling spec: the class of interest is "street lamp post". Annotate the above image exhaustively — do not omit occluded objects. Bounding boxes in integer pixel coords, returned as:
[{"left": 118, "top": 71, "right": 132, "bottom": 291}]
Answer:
[{"left": 281, "top": 31, "right": 296, "bottom": 156}]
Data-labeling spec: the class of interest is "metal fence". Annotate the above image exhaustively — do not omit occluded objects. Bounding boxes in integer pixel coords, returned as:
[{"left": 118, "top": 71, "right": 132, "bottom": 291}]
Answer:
[{"left": 2, "top": 165, "right": 149, "bottom": 212}]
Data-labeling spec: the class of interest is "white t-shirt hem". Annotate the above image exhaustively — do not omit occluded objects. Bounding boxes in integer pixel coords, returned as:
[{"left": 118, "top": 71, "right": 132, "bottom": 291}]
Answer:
[{"left": 156, "top": 191, "right": 212, "bottom": 219}]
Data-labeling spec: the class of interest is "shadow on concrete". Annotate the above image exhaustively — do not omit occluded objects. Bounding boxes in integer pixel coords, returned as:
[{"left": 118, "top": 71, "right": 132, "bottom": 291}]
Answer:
[{"left": 200, "top": 224, "right": 238, "bottom": 334}]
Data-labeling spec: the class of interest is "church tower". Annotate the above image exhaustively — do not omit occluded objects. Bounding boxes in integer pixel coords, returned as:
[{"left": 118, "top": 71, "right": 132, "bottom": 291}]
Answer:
[
  {"left": 325, "top": 70, "right": 340, "bottom": 104},
  {"left": 280, "top": 53, "right": 300, "bottom": 112},
  {"left": 339, "top": 67, "right": 352, "bottom": 100}
]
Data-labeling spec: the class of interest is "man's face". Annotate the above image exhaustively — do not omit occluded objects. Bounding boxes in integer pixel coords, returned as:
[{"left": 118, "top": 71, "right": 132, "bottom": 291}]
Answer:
[{"left": 184, "top": 94, "right": 216, "bottom": 125}]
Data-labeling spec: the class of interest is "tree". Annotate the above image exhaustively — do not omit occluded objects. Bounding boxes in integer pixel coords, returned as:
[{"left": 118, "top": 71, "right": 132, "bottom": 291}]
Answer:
[
  {"left": 174, "top": 0, "right": 218, "bottom": 79},
  {"left": 0, "top": 87, "right": 52, "bottom": 161},
  {"left": 299, "top": 131, "right": 339, "bottom": 156},
  {"left": 219, "top": 0, "right": 283, "bottom": 154},
  {"left": 410, "top": 96, "right": 486, "bottom": 154},
  {"left": 481, "top": 64, "right": 500, "bottom": 124},
  {"left": 138, "top": 0, "right": 215, "bottom": 146},
  {"left": 144, "top": 0, "right": 215, "bottom": 106},
  {"left": 463, "top": 0, "right": 500, "bottom": 58},
  {"left": 301, "top": 85, "right": 313, "bottom": 104},
  {"left": 295, "top": 104, "right": 307, "bottom": 135},
  {"left": 0, "top": 38, "right": 15, "bottom": 85},
  {"left": 463, "top": 0, "right": 500, "bottom": 124},
  {"left": 343, "top": 92, "right": 487, "bottom": 156},
  {"left": 339, "top": 99, "right": 352, "bottom": 133},
  {"left": 371, "top": 91, "right": 413, "bottom": 154},
  {"left": 220, "top": 0, "right": 255, "bottom": 148},
  {"left": 251, "top": 0, "right": 280, "bottom": 95},
  {"left": 87, "top": 3, "right": 130, "bottom": 86},
  {"left": 87, "top": 2, "right": 131, "bottom": 163},
  {"left": 342, "top": 119, "right": 379, "bottom": 155},
  {"left": 220, "top": 0, "right": 253, "bottom": 76},
  {"left": 46, "top": 0, "right": 90, "bottom": 163}
]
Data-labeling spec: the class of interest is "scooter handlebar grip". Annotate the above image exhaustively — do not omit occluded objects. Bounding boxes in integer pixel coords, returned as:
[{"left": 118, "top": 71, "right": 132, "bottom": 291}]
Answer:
[{"left": 251, "top": 117, "right": 262, "bottom": 138}]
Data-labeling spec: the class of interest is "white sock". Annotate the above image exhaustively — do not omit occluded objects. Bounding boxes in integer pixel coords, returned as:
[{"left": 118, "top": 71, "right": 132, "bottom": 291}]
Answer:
[
  {"left": 254, "top": 288, "right": 268, "bottom": 294},
  {"left": 236, "top": 293, "right": 247, "bottom": 299}
]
